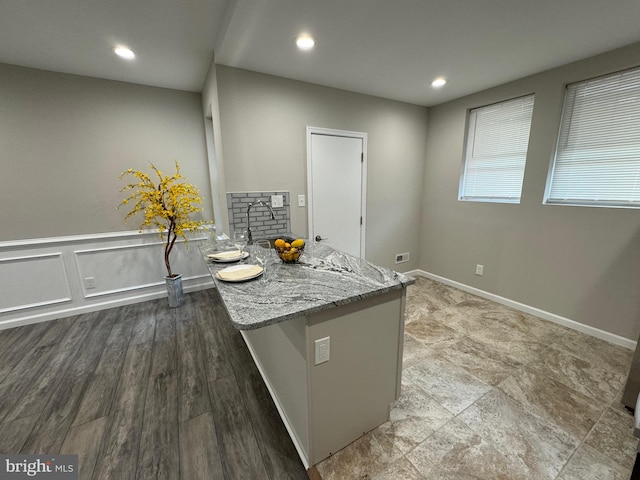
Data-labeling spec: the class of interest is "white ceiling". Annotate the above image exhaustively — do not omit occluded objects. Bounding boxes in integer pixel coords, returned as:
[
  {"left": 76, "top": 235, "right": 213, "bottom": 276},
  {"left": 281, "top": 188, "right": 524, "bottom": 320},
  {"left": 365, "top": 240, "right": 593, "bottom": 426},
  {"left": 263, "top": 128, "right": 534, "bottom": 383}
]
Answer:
[{"left": 2, "top": 0, "right": 640, "bottom": 106}]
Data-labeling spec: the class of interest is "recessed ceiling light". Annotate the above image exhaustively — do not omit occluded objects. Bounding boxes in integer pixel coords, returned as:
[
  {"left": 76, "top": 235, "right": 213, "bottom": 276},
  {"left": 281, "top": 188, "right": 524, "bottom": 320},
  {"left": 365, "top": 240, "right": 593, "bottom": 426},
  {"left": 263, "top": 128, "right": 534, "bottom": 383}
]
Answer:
[
  {"left": 295, "top": 35, "right": 315, "bottom": 50},
  {"left": 431, "top": 77, "right": 447, "bottom": 88},
  {"left": 114, "top": 46, "right": 135, "bottom": 60}
]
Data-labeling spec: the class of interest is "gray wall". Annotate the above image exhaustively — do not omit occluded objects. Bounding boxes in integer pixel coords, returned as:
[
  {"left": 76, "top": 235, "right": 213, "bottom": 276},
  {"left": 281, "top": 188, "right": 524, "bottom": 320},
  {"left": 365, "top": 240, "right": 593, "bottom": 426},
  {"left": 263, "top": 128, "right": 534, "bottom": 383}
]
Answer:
[
  {"left": 215, "top": 65, "right": 428, "bottom": 271},
  {"left": 420, "top": 42, "right": 640, "bottom": 340},
  {"left": 1, "top": 63, "right": 212, "bottom": 241}
]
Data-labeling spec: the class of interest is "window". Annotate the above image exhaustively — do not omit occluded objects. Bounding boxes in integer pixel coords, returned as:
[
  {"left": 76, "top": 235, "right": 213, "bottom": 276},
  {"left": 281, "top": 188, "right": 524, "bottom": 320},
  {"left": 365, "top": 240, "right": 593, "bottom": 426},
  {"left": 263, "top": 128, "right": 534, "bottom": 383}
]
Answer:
[
  {"left": 546, "top": 66, "right": 640, "bottom": 207},
  {"left": 459, "top": 94, "right": 535, "bottom": 203}
]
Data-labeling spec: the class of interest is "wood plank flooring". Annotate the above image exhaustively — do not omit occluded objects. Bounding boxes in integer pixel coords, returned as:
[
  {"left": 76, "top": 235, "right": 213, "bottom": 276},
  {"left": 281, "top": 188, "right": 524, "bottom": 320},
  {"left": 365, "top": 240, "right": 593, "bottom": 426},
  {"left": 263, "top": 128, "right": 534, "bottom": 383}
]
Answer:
[{"left": 0, "top": 288, "right": 309, "bottom": 480}]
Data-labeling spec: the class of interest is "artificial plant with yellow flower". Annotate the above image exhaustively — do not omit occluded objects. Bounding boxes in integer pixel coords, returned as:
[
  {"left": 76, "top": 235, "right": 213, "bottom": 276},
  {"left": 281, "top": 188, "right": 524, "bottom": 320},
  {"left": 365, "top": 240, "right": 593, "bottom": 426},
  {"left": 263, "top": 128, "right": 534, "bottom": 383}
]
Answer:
[{"left": 119, "top": 161, "right": 206, "bottom": 277}]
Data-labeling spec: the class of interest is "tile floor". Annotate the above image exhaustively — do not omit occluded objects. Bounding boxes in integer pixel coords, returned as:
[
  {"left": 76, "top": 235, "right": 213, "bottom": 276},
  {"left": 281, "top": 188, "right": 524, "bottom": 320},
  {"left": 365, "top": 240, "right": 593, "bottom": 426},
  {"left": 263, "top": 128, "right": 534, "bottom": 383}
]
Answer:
[{"left": 315, "top": 277, "right": 637, "bottom": 480}]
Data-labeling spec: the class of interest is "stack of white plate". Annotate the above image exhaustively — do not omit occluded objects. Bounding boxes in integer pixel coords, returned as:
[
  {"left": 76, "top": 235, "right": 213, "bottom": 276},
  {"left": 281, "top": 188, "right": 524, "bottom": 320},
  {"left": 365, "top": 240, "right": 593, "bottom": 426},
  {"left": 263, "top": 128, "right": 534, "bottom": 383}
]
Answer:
[
  {"left": 215, "top": 264, "right": 264, "bottom": 282},
  {"left": 207, "top": 250, "right": 248, "bottom": 263}
]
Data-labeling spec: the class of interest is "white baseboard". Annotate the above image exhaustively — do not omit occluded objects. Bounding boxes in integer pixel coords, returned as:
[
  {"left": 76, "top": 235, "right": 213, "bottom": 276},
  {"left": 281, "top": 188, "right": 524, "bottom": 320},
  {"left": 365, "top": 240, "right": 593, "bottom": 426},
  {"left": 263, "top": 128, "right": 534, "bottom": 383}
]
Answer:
[
  {"left": 0, "top": 230, "right": 215, "bottom": 330},
  {"left": 405, "top": 269, "right": 636, "bottom": 351}
]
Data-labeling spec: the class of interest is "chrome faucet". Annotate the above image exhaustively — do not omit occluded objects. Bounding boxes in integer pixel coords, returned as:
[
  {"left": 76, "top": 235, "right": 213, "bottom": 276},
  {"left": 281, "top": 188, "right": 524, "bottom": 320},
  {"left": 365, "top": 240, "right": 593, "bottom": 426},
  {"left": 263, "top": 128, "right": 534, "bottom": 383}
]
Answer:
[{"left": 246, "top": 199, "right": 276, "bottom": 242}]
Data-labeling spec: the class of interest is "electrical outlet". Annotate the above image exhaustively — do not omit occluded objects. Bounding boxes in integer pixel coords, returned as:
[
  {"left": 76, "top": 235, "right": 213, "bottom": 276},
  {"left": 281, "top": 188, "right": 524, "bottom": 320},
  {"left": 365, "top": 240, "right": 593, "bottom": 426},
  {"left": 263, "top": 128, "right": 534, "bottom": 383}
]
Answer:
[
  {"left": 270, "top": 194, "right": 284, "bottom": 208},
  {"left": 475, "top": 264, "right": 484, "bottom": 276},
  {"left": 84, "top": 276, "right": 96, "bottom": 289},
  {"left": 314, "top": 336, "right": 330, "bottom": 365},
  {"left": 395, "top": 252, "right": 410, "bottom": 264},
  {"left": 298, "top": 194, "right": 306, "bottom": 207}
]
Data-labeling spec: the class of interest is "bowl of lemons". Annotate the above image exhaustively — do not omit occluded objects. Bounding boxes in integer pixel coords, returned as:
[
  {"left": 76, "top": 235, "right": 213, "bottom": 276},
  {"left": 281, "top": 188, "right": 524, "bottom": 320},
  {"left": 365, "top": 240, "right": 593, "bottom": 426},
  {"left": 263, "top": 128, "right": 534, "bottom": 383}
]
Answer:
[{"left": 274, "top": 238, "right": 305, "bottom": 263}]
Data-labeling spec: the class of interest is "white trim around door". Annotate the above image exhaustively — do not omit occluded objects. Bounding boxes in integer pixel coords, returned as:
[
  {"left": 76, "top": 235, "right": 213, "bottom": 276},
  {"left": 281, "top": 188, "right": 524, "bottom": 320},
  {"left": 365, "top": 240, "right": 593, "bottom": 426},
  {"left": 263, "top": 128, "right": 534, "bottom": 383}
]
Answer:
[{"left": 306, "top": 126, "right": 368, "bottom": 258}]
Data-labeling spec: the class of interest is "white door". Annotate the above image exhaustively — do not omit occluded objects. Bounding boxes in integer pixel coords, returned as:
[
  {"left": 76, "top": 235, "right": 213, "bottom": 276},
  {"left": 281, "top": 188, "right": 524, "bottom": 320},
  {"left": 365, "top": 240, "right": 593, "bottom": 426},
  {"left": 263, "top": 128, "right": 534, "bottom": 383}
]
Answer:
[{"left": 307, "top": 128, "right": 367, "bottom": 258}]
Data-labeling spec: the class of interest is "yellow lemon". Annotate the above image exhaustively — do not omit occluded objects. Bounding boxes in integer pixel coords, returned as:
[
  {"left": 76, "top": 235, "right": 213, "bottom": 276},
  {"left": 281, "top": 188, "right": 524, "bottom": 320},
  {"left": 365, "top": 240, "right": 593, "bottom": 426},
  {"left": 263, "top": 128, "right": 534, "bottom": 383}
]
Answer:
[
  {"left": 291, "top": 239, "right": 305, "bottom": 248},
  {"left": 274, "top": 238, "right": 286, "bottom": 248}
]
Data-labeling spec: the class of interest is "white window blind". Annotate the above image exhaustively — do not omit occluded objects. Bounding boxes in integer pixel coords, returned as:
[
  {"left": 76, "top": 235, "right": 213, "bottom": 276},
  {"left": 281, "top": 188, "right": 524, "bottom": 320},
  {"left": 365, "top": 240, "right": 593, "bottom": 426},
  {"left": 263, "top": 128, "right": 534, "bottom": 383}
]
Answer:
[
  {"left": 546, "top": 66, "right": 640, "bottom": 207},
  {"left": 459, "top": 94, "right": 535, "bottom": 203}
]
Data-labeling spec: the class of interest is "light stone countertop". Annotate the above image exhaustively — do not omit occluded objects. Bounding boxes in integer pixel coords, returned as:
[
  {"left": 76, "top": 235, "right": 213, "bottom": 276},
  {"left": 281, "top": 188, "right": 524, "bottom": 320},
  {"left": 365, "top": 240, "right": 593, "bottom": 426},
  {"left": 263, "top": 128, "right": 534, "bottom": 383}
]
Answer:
[{"left": 200, "top": 239, "right": 415, "bottom": 330}]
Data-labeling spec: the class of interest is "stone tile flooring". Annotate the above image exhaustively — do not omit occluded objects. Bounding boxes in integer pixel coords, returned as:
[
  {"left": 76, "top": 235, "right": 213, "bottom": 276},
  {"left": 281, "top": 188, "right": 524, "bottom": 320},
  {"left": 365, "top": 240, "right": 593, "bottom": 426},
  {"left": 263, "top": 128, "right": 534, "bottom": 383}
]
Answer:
[{"left": 315, "top": 277, "right": 637, "bottom": 480}]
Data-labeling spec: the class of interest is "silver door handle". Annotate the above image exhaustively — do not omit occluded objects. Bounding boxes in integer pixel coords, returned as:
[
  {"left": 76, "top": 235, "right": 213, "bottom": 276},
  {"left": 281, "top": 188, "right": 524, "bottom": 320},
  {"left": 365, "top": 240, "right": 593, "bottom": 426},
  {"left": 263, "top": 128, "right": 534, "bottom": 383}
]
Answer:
[{"left": 315, "top": 235, "right": 328, "bottom": 242}]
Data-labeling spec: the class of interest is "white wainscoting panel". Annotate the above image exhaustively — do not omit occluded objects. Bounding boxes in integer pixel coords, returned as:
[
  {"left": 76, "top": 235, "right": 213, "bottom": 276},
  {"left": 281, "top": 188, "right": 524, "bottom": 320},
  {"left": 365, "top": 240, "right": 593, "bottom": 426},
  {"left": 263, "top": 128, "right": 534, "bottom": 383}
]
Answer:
[
  {"left": 75, "top": 241, "right": 195, "bottom": 297},
  {"left": 0, "top": 253, "right": 71, "bottom": 313},
  {"left": 0, "top": 230, "right": 215, "bottom": 330}
]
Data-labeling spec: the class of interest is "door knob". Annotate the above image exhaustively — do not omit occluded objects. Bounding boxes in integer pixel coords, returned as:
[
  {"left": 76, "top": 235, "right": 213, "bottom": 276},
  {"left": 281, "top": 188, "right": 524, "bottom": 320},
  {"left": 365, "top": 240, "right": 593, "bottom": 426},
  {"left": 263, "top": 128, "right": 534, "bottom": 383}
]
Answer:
[{"left": 315, "top": 235, "right": 328, "bottom": 242}]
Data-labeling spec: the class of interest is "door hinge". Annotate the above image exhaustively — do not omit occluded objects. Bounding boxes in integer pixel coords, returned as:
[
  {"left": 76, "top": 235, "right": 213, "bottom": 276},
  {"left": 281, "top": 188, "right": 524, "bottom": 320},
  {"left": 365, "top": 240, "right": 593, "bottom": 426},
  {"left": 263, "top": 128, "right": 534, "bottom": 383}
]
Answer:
[
  {"left": 360, "top": 216, "right": 363, "bottom": 225},
  {"left": 361, "top": 152, "right": 364, "bottom": 163}
]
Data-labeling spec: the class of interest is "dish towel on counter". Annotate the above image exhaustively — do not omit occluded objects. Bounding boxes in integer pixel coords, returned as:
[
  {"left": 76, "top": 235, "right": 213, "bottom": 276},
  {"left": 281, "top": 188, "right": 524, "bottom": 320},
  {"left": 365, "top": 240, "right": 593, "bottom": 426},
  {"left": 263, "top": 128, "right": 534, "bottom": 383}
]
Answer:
[
  {"left": 217, "top": 264, "right": 263, "bottom": 281},
  {"left": 208, "top": 250, "right": 242, "bottom": 260}
]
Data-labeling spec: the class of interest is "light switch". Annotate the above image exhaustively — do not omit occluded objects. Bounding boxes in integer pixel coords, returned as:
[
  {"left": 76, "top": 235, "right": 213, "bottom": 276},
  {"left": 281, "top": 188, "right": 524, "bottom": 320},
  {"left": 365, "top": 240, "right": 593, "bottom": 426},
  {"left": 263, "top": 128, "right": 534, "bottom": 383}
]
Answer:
[
  {"left": 298, "top": 194, "right": 306, "bottom": 207},
  {"left": 271, "top": 195, "right": 284, "bottom": 208}
]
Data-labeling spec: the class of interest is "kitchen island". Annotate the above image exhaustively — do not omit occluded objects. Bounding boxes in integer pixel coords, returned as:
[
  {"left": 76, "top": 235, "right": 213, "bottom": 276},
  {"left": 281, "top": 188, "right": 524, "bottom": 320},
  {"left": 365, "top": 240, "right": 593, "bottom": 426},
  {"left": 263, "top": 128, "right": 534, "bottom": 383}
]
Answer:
[{"left": 201, "top": 240, "right": 414, "bottom": 468}]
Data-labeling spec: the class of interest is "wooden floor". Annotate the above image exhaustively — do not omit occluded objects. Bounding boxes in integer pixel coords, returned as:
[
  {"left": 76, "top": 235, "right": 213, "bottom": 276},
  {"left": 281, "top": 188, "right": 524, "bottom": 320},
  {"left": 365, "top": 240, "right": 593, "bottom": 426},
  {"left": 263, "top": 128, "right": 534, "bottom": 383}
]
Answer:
[{"left": 0, "top": 288, "right": 309, "bottom": 480}]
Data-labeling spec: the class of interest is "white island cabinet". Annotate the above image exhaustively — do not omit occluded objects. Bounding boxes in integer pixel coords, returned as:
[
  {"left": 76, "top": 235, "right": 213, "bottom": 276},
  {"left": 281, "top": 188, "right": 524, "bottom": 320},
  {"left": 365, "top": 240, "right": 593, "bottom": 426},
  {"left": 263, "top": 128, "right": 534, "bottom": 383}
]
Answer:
[{"left": 202, "top": 241, "right": 413, "bottom": 467}]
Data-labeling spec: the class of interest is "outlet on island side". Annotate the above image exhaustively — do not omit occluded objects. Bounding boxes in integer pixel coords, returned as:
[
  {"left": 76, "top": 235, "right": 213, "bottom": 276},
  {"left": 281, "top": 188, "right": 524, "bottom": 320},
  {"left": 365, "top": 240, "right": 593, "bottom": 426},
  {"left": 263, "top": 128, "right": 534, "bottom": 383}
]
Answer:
[
  {"left": 475, "top": 264, "right": 484, "bottom": 276},
  {"left": 314, "top": 336, "right": 330, "bottom": 365}
]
